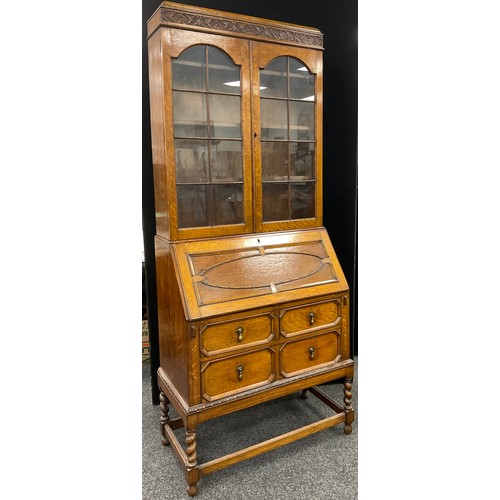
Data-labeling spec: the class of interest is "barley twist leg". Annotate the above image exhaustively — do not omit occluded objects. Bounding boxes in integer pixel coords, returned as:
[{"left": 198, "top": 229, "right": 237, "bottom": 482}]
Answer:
[
  {"left": 185, "top": 429, "right": 198, "bottom": 496},
  {"left": 343, "top": 377, "right": 354, "bottom": 434},
  {"left": 159, "top": 391, "right": 170, "bottom": 446}
]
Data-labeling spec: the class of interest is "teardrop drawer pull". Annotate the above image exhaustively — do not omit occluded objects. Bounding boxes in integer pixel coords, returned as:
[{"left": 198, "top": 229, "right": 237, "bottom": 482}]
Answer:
[
  {"left": 308, "top": 311, "right": 315, "bottom": 326},
  {"left": 236, "top": 365, "right": 244, "bottom": 380},
  {"left": 235, "top": 326, "right": 244, "bottom": 342},
  {"left": 308, "top": 346, "right": 315, "bottom": 360}
]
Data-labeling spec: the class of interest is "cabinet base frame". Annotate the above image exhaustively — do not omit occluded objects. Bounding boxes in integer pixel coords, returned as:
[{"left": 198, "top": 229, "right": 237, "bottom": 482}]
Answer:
[{"left": 158, "top": 362, "right": 355, "bottom": 497}]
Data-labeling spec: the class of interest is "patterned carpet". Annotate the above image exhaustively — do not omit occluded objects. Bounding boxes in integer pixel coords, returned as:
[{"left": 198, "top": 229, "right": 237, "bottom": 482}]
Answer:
[{"left": 142, "top": 320, "right": 150, "bottom": 363}]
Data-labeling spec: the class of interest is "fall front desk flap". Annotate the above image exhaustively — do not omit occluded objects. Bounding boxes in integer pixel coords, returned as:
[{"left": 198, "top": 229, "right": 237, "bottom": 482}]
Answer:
[{"left": 171, "top": 228, "right": 349, "bottom": 321}]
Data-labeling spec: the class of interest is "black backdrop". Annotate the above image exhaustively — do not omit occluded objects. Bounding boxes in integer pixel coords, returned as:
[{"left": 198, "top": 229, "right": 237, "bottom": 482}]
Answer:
[{"left": 142, "top": 0, "right": 357, "bottom": 403}]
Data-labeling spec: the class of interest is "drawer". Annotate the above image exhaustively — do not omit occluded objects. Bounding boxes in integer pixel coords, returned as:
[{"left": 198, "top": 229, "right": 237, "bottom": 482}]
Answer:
[
  {"left": 199, "top": 313, "right": 274, "bottom": 356},
  {"left": 280, "top": 299, "right": 341, "bottom": 337},
  {"left": 201, "top": 348, "right": 275, "bottom": 401},
  {"left": 280, "top": 331, "right": 341, "bottom": 378}
]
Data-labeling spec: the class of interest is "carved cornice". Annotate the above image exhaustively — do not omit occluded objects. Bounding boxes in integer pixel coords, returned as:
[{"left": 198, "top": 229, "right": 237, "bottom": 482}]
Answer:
[{"left": 158, "top": 7, "right": 323, "bottom": 48}]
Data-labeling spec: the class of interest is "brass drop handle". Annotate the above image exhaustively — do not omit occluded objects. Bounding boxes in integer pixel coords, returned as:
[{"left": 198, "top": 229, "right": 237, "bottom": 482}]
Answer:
[
  {"left": 235, "top": 326, "right": 244, "bottom": 342},
  {"left": 308, "top": 346, "right": 315, "bottom": 360},
  {"left": 309, "top": 311, "right": 315, "bottom": 326},
  {"left": 236, "top": 365, "right": 244, "bottom": 381}
]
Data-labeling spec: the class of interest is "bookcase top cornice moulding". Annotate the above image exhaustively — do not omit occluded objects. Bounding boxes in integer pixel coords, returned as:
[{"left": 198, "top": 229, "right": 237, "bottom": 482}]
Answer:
[{"left": 147, "top": 1, "right": 324, "bottom": 49}]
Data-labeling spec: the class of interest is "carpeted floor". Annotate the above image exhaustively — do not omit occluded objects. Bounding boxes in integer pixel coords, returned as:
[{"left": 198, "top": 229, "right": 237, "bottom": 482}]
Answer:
[{"left": 143, "top": 358, "right": 357, "bottom": 499}]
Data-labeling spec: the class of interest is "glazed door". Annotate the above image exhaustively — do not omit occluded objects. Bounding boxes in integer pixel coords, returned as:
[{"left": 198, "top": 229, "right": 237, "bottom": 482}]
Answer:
[
  {"left": 165, "top": 30, "right": 253, "bottom": 239},
  {"left": 251, "top": 43, "right": 323, "bottom": 232}
]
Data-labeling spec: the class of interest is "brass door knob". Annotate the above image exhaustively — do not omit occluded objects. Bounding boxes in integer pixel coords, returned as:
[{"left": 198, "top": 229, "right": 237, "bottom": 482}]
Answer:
[
  {"left": 308, "top": 346, "right": 315, "bottom": 360},
  {"left": 236, "top": 365, "right": 244, "bottom": 380},
  {"left": 235, "top": 326, "right": 244, "bottom": 342}
]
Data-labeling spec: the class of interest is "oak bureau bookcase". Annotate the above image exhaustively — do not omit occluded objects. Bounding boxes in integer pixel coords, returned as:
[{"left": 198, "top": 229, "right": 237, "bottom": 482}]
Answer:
[{"left": 146, "top": 2, "right": 355, "bottom": 495}]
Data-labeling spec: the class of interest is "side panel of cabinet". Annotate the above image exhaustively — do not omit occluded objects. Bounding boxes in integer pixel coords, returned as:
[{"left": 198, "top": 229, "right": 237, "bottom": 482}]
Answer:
[
  {"left": 163, "top": 29, "right": 254, "bottom": 240},
  {"left": 155, "top": 237, "right": 191, "bottom": 404},
  {"left": 251, "top": 42, "right": 323, "bottom": 233},
  {"left": 148, "top": 29, "right": 170, "bottom": 239}
]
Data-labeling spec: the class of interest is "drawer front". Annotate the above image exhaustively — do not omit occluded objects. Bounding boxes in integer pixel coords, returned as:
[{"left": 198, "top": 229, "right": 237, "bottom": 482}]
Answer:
[
  {"left": 280, "top": 331, "right": 341, "bottom": 378},
  {"left": 201, "top": 348, "right": 275, "bottom": 401},
  {"left": 280, "top": 299, "right": 341, "bottom": 337},
  {"left": 200, "top": 314, "right": 274, "bottom": 356}
]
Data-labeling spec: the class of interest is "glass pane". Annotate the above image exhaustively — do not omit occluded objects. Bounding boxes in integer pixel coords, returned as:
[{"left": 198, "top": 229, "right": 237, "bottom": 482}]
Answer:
[
  {"left": 209, "top": 95, "right": 241, "bottom": 138},
  {"left": 289, "top": 101, "right": 314, "bottom": 141},
  {"left": 172, "top": 46, "right": 206, "bottom": 92},
  {"left": 289, "top": 58, "right": 315, "bottom": 100},
  {"left": 290, "top": 142, "right": 315, "bottom": 179},
  {"left": 262, "top": 183, "right": 289, "bottom": 222},
  {"left": 290, "top": 183, "right": 315, "bottom": 219},
  {"left": 173, "top": 91, "right": 207, "bottom": 137},
  {"left": 177, "top": 185, "right": 208, "bottom": 228},
  {"left": 212, "top": 184, "right": 243, "bottom": 225},
  {"left": 260, "top": 99, "right": 288, "bottom": 140},
  {"left": 260, "top": 57, "right": 287, "bottom": 98},
  {"left": 207, "top": 47, "right": 240, "bottom": 95},
  {"left": 261, "top": 142, "right": 288, "bottom": 180},
  {"left": 174, "top": 139, "right": 209, "bottom": 183},
  {"left": 211, "top": 140, "right": 242, "bottom": 181}
]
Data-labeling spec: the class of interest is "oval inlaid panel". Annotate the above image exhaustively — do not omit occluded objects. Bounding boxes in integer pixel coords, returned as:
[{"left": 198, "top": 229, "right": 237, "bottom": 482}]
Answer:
[{"left": 202, "top": 252, "right": 324, "bottom": 289}]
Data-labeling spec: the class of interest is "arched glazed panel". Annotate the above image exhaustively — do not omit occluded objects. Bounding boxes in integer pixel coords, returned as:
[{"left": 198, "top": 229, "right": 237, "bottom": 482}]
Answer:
[{"left": 259, "top": 56, "right": 316, "bottom": 223}]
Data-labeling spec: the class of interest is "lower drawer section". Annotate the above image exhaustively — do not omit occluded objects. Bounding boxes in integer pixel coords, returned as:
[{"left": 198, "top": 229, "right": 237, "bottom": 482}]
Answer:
[
  {"left": 280, "top": 331, "right": 341, "bottom": 378},
  {"left": 201, "top": 348, "right": 275, "bottom": 401}
]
